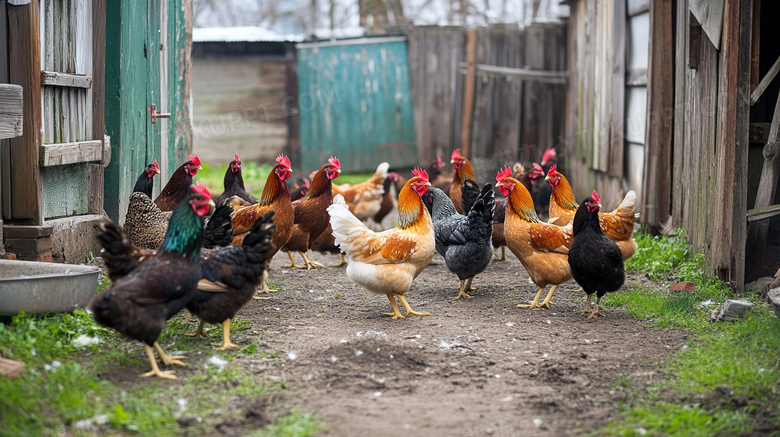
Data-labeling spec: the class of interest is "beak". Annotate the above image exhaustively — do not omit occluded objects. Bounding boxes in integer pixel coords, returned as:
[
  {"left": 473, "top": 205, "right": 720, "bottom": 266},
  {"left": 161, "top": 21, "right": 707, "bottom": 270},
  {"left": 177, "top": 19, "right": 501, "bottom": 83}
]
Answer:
[
  {"left": 544, "top": 175, "right": 550, "bottom": 181},
  {"left": 425, "top": 181, "right": 432, "bottom": 187},
  {"left": 197, "top": 165, "right": 203, "bottom": 170},
  {"left": 154, "top": 168, "right": 161, "bottom": 175},
  {"left": 597, "top": 203, "right": 602, "bottom": 209},
  {"left": 208, "top": 199, "right": 216, "bottom": 210},
  {"left": 450, "top": 159, "right": 455, "bottom": 164},
  {"left": 496, "top": 181, "right": 503, "bottom": 187},
  {"left": 337, "top": 168, "right": 341, "bottom": 173}
]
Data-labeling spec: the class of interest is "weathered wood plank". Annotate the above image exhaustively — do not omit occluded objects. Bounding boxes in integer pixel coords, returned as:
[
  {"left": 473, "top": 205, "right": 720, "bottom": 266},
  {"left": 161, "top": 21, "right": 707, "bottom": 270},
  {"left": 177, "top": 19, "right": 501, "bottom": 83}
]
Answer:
[
  {"left": 747, "top": 204, "right": 780, "bottom": 223},
  {"left": 641, "top": 0, "right": 674, "bottom": 232},
  {"left": 628, "top": 0, "right": 650, "bottom": 17},
  {"left": 672, "top": 0, "right": 689, "bottom": 228},
  {"left": 689, "top": 0, "right": 725, "bottom": 50},
  {"left": 460, "top": 28, "right": 477, "bottom": 158},
  {"left": 750, "top": 55, "right": 780, "bottom": 106},
  {"left": 0, "top": 84, "right": 23, "bottom": 140},
  {"left": 714, "top": 0, "right": 751, "bottom": 289},
  {"left": 463, "top": 63, "right": 568, "bottom": 83},
  {"left": 608, "top": 0, "right": 626, "bottom": 178},
  {"left": 88, "top": 163, "right": 103, "bottom": 214},
  {"left": 8, "top": 0, "right": 43, "bottom": 223},
  {"left": 41, "top": 72, "right": 92, "bottom": 89},
  {"left": 39, "top": 140, "right": 103, "bottom": 167},
  {"left": 92, "top": 0, "right": 106, "bottom": 145},
  {"left": 626, "top": 68, "right": 647, "bottom": 86},
  {"left": 750, "top": 0, "right": 760, "bottom": 91}
]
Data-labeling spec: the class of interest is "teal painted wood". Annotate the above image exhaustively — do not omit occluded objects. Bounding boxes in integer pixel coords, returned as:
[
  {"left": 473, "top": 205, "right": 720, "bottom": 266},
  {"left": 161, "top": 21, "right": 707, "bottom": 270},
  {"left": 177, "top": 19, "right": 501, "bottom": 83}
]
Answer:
[{"left": 297, "top": 38, "right": 417, "bottom": 174}]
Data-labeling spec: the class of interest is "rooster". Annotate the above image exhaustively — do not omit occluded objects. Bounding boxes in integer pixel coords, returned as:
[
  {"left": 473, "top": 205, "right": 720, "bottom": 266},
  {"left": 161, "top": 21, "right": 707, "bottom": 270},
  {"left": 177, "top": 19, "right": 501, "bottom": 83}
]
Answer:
[
  {"left": 185, "top": 211, "right": 276, "bottom": 348},
  {"left": 124, "top": 161, "right": 168, "bottom": 250},
  {"left": 311, "top": 194, "right": 348, "bottom": 267},
  {"left": 492, "top": 164, "right": 543, "bottom": 261},
  {"left": 216, "top": 152, "right": 258, "bottom": 207},
  {"left": 282, "top": 157, "right": 341, "bottom": 270},
  {"left": 532, "top": 148, "right": 557, "bottom": 221},
  {"left": 328, "top": 168, "right": 435, "bottom": 319},
  {"left": 90, "top": 183, "right": 214, "bottom": 379},
  {"left": 568, "top": 191, "right": 625, "bottom": 318},
  {"left": 449, "top": 149, "right": 480, "bottom": 214},
  {"left": 154, "top": 154, "right": 202, "bottom": 211},
  {"left": 333, "top": 162, "right": 389, "bottom": 221},
  {"left": 545, "top": 165, "right": 637, "bottom": 259},
  {"left": 230, "top": 154, "right": 294, "bottom": 294},
  {"left": 496, "top": 167, "right": 574, "bottom": 310},
  {"left": 422, "top": 185, "right": 494, "bottom": 299}
]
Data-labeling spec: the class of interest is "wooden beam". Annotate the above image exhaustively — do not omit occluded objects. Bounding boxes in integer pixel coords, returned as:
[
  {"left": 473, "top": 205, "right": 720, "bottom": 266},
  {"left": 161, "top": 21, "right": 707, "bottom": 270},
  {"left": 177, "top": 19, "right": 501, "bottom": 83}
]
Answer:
[
  {"left": 747, "top": 204, "right": 780, "bottom": 223},
  {"left": 39, "top": 140, "right": 103, "bottom": 167},
  {"left": 626, "top": 68, "right": 648, "bottom": 86},
  {"left": 8, "top": 0, "right": 43, "bottom": 224},
  {"left": 90, "top": 0, "right": 106, "bottom": 215},
  {"left": 460, "top": 28, "right": 477, "bottom": 158},
  {"left": 749, "top": 55, "right": 780, "bottom": 106},
  {"left": 461, "top": 63, "right": 569, "bottom": 84},
  {"left": 608, "top": 0, "right": 626, "bottom": 178},
  {"left": 40, "top": 71, "right": 92, "bottom": 88},
  {"left": 749, "top": 122, "right": 771, "bottom": 144},
  {"left": 750, "top": 0, "right": 760, "bottom": 92},
  {"left": 713, "top": 0, "right": 751, "bottom": 290},
  {"left": 627, "top": 0, "right": 650, "bottom": 17},
  {"left": 0, "top": 84, "right": 23, "bottom": 140}
]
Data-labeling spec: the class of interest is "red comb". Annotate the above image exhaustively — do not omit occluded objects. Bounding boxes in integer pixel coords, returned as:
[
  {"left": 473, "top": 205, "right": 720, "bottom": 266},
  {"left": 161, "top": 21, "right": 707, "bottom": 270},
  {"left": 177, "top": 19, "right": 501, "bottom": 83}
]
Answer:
[
  {"left": 411, "top": 168, "right": 429, "bottom": 182},
  {"left": 188, "top": 154, "right": 201, "bottom": 167},
  {"left": 542, "top": 148, "right": 556, "bottom": 163},
  {"left": 328, "top": 156, "right": 341, "bottom": 170},
  {"left": 390, "top": 172, "right": 399, "bottom": 181},
  {"left": 451, "top": 149, "right": 462, "bottom": 160},
  {"left": 234, "top": 152, "right": 240, "bottom": 163},
  {"left": 547, "top": 164, "right": 558, "bottom": 177},
  {"left": 190, "top": 181, "right": 211, "bottom": 199},
  {"left": 437, "top": 156, "right": 442, "bottom": 167},
  {"left": 532, "top": 163, "right": 543, "bottom": 172},
  {"left": 496, "top": 166, "right": 512, "bottom": 182},
  {"left": 152, "top": 159, "right": 160, "bottom": 171},
  {"left": 304, "top": 179, "right": 310, "bottom": 188},
  {"left": 591, "top": 190, "right": 601, "bottom": 205},
  {"left": 276, "top": 154, "right": 291, "bottom": 169}
]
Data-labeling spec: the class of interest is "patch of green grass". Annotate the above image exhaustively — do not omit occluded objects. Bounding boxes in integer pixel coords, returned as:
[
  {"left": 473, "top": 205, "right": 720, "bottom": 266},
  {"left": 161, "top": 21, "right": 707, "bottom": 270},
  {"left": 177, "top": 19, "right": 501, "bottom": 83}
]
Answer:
[
  {"left": 336, "top": 172, "right": 376, "bottom": 185},
  {"left": 261, "top": 411, "right": 325, "bottom": 437},
  {"left": 601, "top": 230, "right": 780, "bottom": 435},
  {"left": 0, "top": 311, "right": 324, "bottom": 436}
]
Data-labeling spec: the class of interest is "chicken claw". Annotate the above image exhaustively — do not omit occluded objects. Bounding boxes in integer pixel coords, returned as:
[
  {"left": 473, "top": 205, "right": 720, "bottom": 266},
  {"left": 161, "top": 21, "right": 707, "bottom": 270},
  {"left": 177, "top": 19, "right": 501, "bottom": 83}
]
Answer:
[
  {"left": 184, "top": 319, "right": 212, "bottom": 338},
  {"left": 283, "top": 252, "right": 301, "bottom": 269},
  {"left": 214, "top": 319, "right": 240, "bottom": 350},
  {"left": 254, "top": 271, "right": 276, "bottom": 298},
  {"left": 154, "top": 342, "right": 187, "bottom": 367},
  {"left": 141, "top": 344, "right": 178, "bottom": 379},
  {"left": 384, "top": 294, "right": 406, "bottom": 319},
  {"left": 455, "top": 279, "right": 474, "bottom": 299},
  {"left": 397, "top": 294, "right": 430, "bottom": 317},
  {"left": 574, "top": 294, "right": 593, "bottom": 315}
]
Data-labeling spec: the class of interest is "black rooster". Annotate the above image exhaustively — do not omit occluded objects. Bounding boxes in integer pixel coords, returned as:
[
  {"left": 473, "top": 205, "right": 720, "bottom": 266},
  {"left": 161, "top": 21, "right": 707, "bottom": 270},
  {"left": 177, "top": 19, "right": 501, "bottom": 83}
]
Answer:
[
  {"left": 567, "top": 191, "right": 625, "bottom": 318},
  {"left": 90, "top": 183, "right": 214, "bottom": 379},
  {"left": 215, "top": 152, "right": 258, "bottom": 206}
]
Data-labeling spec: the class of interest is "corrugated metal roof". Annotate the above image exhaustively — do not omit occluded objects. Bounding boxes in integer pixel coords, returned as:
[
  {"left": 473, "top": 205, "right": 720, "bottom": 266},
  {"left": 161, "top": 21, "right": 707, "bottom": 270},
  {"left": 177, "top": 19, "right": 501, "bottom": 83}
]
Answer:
[{"left": 193, "top": 26, "right": 304, "bottom": 43}]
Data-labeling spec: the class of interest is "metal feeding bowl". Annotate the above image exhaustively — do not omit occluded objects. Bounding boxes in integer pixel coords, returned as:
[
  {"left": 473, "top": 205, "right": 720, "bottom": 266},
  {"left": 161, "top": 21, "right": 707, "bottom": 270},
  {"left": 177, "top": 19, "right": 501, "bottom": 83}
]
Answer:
[{"left": 0, "top": 260, "right": 100, "bottom": 316}]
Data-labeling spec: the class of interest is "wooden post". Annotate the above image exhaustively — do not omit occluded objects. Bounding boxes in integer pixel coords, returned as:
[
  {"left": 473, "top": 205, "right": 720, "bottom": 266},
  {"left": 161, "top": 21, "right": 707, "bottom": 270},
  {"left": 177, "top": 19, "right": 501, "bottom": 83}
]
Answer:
[
  {"left": 713, "top": 0, "right": 751, "bottom": 289},
  {"left": 8, "top": 0, "right": 43, "bottom": 224},
  {"left": 460, "top": 28, "right": 477, "bottom": 158},
  {"left": 90, "top": 0, "right": 107, "bottom": 215},
  {"left": 285, "top": 43, "right": 301, "bottom": 169},
  {"left": 642, "top": 0, "right": 674, "bottom": 232},
  {"left": 608, "top": 0, "right": 625, "bottom": 178}
]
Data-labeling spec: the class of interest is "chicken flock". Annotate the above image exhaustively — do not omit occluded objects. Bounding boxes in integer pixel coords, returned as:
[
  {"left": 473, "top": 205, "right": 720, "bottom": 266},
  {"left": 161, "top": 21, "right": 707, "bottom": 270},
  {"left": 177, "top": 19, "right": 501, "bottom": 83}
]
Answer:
[{"left": 90, "top": 148, "right": 637, "bottom": 378}]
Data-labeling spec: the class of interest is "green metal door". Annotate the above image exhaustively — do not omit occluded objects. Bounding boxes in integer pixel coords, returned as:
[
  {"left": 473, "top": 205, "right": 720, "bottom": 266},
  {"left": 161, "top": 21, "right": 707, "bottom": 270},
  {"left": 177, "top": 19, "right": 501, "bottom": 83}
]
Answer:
[
  {"left": 104, "top": 0, "right": 190, "bottom": 223},
  {"left": 297, "top": 37, "right": 417, "bottom": 174}
]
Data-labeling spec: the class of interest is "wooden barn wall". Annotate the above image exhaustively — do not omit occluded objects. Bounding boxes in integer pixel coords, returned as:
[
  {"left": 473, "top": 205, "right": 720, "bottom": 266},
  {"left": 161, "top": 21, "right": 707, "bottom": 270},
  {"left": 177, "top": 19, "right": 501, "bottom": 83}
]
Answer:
[
  {"left": 39, "top": 0, "right": 94, "bottom": 219},
  {"left": 566, "top": 0, "right": 631, "bottom": 211},
  {"left": 408, "top": 24, "right": 567, "bottom": 184},
  {"left": 407, "top": 26, "right": 467, "bottom": 166}
]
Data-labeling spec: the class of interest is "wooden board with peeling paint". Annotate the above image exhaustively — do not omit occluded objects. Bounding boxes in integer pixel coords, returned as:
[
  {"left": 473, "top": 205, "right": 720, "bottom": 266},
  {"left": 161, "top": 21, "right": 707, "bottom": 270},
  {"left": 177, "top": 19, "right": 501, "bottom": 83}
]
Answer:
[{"left": 296, "top": 38, "right": 417, "bottom": 174}]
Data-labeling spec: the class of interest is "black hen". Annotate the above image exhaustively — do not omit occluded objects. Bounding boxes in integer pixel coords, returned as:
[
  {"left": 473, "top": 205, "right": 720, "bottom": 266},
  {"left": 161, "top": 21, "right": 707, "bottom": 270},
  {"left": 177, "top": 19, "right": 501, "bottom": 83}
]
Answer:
[
  {"left": 202, "top": 200, "right": 234, "bottom": 249},
  {"left": 90, "top": 183, "right": 214, "bottom": 379},
  {"left": 422, "top": 185, "right": 494, "bottom": 299},
  {"left": 567, "top": 191, "right": 625, "bottom": 318},
  {"left": 132, "top": 160, "right": 160, "bottom": 198},
  {"left": 185, "top": 211, "right": 276, "bottom": 350},
  {"left": 215, "top": 152, "right": 258, "bottom": 206}
]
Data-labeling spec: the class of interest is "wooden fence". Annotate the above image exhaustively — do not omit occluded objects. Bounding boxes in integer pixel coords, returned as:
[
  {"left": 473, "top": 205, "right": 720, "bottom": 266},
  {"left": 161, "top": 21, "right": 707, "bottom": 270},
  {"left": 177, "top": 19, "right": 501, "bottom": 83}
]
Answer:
[{"left": 407, "top": 24, "right": 568, "bottom": 180}]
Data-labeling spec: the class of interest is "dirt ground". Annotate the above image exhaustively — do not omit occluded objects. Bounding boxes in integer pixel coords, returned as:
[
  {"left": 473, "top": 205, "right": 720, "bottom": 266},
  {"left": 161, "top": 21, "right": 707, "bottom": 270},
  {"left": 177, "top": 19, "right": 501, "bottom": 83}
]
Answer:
[{"left": 138, "top": 248, "right": 686, "bottom": 437}]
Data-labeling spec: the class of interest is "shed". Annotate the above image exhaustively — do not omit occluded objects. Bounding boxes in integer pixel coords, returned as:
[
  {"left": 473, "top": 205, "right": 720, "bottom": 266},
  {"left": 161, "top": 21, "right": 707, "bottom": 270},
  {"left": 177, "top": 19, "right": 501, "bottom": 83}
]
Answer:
[
  {"left": 191, "top": 27, "right": 302, "bottom": 167},
  {"left": 565, "top": 0, "right": 779, "bottom": 290}
]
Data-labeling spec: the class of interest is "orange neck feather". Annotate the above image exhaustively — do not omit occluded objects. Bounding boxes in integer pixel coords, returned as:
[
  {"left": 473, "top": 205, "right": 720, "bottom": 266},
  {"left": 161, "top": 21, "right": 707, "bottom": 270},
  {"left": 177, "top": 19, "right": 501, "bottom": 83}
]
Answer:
[
  {"left": 454, "top": 160, "right": 477, "bottom": 184},
  {"left": 259, "top": 165, "right": 290, "bottom": 206},
  {"left": 397, "top": 182, "right": 425, "bottom": 229},
  {"left": 551, "top": 174, "right": 578, "bottom": 210},
  {"left": 505, "top": 177, "right": 541, "bottom": 223},
  {"left": 306, "top": 165, "right": 333, "bottom": 200}
]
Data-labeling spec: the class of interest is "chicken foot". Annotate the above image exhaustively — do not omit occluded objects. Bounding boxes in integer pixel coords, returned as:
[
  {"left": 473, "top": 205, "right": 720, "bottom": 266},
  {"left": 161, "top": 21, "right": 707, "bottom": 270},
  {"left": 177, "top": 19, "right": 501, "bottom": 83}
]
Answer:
[
  {"left": 455, "top": 279, "right": 474, "bottom": 299},
  {"left": 397, "top": 294, "right": 431, "bottom": 317},
  {"left": 383, "top": 294, "right": 405, "bottom": 319},
  {"left": 184, "top": 319, "right": 213, "bottom": 338},
  {"left": 588, "top": 297, "right": 606, "bottom": 319},
  {"left": 330, "top": 253, "right": 346, "bottom": 267},
  {"left": 140, "top": 344, "right": 177, "bottom": 379},
  {"left": 153, "top": 342, "right": 186, "bottom": 366},
  {"left": 574, "top": 294, "right": 594, "bottom": 315},
  {"left": 254, "top": 270, "right": 275, "bottom": 299},
  {"left": 300, "top": 251, "right": 325, "bottom": 270},
  {"left": 215, "top": 319, "right": 240, "bottom": 350},
  {"left": 283, "top": 251, "right": 301, "bottom": 269},
  {"left": 492, "top": 246, "right": 507, "bottom": 262},
  {"left": 307, "top": 250, "right": 326, "bottom": 268},
  {"left": 517, "top": 285, "right": 558, "bottom": 310}
]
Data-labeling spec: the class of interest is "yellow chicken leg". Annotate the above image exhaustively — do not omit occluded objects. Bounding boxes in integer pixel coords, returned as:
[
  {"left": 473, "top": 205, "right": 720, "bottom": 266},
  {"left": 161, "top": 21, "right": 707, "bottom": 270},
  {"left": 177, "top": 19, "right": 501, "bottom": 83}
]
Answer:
[
  {"left": 397, "top": 294, "right": 430, "bottom": 317},
  {"left": 466, "top": 277, "right": 477, "bottom": 291},
  {"left": 254, "top": 270, "right": 275, "bottom": 299},
  {"left": 383, "top": 293, "right": 405, "bottom": 319},
  {"left": 215, "top": 319, "right": 240, "bottom": 350},
  {"left": 140, "top": 344, "right": 177, "bottom": 379},
  {"left": 301, "top": 251, "right": 325, "bottom": 270},
  {"left": 588, "top": 296, "right": 606, "bottom": 318},
  {"left": 518, "top": 286, "right": 545, "bottom": 309},
  {"left": 283, "top": 251, "right": 300, "bottom": 269},
  {"left": 184, "top": 319, "right": 212, "bottom": 338},
  {"left": 331, "top": 253, "right": 346, "bottom": 267},
  {"left": 499, "top": 246, "right": 507, "bottom": 261},
  {"left": 535, "top": 284, "right": 559, "bottom": 309},
  {"left": 455, "top": 279, "right": 473, "bottom": 299},
  {"left": 153, "top": 342, "right": 186, "bottom": 366},
  {"left": 575, "top": 294, "right": 594, "bottom": 315},
  {"left": 307, "top": 250, "right": 326, "bottom": 269}
]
